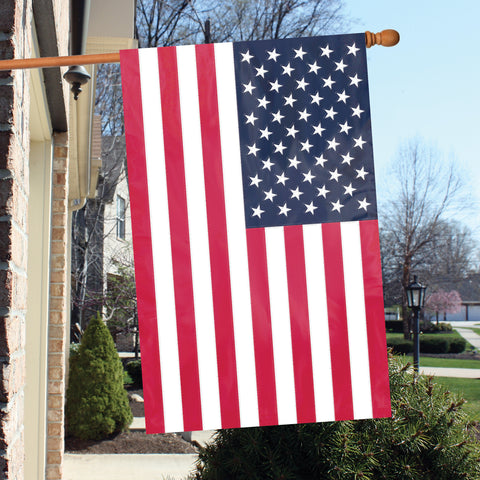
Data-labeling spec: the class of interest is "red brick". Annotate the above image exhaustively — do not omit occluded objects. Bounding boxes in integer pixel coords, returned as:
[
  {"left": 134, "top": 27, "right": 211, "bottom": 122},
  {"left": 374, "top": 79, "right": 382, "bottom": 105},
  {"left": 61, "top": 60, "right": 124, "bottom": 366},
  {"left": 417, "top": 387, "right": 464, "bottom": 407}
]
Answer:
[
  {"left": 0, "top": 316, "right": 24, "bottom": 356},
  {"left": 0, "top": 86, "right": 14, "bottom": 125}
]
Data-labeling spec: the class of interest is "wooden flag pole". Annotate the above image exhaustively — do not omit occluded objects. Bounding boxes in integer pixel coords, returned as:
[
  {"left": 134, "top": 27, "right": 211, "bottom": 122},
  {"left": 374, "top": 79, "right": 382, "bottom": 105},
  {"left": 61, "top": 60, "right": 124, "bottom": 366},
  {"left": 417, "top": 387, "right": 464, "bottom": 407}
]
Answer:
[{"left": 0, "top": 30, "right": 399, "bottom": 71}]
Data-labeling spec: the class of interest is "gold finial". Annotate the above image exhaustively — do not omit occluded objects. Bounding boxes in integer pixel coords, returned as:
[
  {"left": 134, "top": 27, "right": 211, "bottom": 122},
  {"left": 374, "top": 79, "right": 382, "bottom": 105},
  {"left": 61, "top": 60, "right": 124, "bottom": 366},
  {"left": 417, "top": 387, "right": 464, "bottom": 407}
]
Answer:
[{"left": 365, "top": 29, "right": 400, "bottom": 48}]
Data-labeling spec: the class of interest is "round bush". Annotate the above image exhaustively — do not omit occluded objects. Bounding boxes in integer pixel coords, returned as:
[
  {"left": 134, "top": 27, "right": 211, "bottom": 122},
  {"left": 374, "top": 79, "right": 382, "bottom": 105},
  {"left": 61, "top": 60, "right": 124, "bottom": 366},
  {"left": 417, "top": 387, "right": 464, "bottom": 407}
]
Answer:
[
  {"left": 448, "top": 338, "right": 467, "bottom": 353},
  {"left": 125, "top": 359, "right": 143, "bottom": 387},
  {"left": 193, "top": 355, "right": 480, "bottom": 479},
  {"left": 387, "top": 338, "right": 413, "bottom": 354},
  {"left": 66, "top": 313, "right": 133, "bottom": 440},
  {"left": 420, "top": 337, "right": 449, "bottom": 353}
]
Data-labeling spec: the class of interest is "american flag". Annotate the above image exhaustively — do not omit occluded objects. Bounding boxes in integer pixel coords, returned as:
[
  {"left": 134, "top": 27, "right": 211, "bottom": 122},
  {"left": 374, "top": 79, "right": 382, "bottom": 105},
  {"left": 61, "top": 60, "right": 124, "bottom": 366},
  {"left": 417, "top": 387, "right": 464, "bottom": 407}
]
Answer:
[{"left": 120, "top": 33, "right": 391, "bottom": 435}]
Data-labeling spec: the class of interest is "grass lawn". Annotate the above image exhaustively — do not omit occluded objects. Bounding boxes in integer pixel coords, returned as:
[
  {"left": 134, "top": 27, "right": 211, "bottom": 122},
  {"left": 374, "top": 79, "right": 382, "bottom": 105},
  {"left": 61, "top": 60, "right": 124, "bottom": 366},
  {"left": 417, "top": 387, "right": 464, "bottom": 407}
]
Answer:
[
  {"left": 430, "top": 376, "right": 480, "bottom": 422},
  {"left": 401, "top": 355, "right": 480, "bottom": 369}
]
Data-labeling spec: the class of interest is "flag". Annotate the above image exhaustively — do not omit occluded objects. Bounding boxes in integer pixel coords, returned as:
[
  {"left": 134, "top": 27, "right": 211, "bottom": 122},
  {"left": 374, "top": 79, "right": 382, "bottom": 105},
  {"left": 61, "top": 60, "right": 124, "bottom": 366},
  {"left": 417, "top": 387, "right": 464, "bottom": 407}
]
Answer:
[{"left": 120, "top": 33, "right": 391, "bottom": 435}]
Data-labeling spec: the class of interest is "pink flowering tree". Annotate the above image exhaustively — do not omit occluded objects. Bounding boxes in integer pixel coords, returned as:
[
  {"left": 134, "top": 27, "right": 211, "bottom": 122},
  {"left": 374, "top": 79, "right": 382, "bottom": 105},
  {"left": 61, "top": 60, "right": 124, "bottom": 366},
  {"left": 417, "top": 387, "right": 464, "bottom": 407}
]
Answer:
[{"left": 425, "top": 290, "right": 462, "bottom": 324}]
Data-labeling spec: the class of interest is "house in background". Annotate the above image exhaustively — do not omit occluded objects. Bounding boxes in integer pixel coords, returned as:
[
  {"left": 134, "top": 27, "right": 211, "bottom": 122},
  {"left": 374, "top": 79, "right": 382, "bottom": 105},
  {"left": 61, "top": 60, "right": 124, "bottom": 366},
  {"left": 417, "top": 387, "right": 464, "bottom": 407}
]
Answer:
[{"left": 0, "top": 0, "right": 135, "bottom": 478}]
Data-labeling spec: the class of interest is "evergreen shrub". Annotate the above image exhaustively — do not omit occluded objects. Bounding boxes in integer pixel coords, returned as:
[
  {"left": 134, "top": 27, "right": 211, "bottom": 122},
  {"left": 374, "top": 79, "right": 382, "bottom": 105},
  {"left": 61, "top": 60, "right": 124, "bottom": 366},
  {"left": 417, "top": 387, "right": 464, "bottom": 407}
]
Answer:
[
  {"left": 125, "top": 359, "right": 143, "bottom": 387},
  {"left": 386, "top": 337, "right": 413, "bottom": 354},
  {"left": 448, "top": 337, "right": 467, "bottom": 353},
  {"left": 66, "top": 313, "right": 133, "bottom": 440},
  {"left": 193, "top": 355, "right": 480, "bottom": 479},
  {"left": 420, "top": 336, "right": 449, "bottom": 353}
]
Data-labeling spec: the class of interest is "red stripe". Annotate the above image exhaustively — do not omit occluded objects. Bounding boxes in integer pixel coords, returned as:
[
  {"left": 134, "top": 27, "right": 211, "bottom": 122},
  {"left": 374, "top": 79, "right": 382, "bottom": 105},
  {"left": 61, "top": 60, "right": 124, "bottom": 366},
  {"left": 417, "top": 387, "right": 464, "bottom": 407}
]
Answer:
[
  {"left": 246, "top": 228, "right": 278, "bottom": 426},
  {"left": 360, "top": 220, "right": 391, "bottom": 418},
  {"left": 322, "top": 222, "right": 354, "bottom": 420},
  {"left": 284, "top": 225, "right": 316, "bottom": 423},
  {"left": 195, "top": 44, "right": 241, "bottom": 428},
  {"left": 120, "top": 50, "right": 164, "bottom": 433},
  {"left": 157, "top": 47, "right": 203, "bottom": 432}
]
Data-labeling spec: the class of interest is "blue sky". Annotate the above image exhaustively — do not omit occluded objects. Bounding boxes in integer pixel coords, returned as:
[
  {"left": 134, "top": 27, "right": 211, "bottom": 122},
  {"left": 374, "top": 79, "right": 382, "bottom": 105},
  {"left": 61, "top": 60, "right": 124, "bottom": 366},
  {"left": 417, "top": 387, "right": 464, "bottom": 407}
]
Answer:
[{"left": 343, "top": 1, "right": 480, "bottom": 234}]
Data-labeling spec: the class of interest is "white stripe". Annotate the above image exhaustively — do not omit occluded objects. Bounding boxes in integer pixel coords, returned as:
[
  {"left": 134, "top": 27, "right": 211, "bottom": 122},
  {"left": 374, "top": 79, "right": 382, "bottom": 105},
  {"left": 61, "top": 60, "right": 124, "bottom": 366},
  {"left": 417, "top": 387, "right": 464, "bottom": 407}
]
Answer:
[
  {"left": 341, "top": 221, "right": 373, "bottom": 418},
  {"left": 303, "top": 223, "right": 335, "bottom": 422},
  {"left": 176, "top": 45, "right": 222, "bottom": 430},
  {"left": 214, "top": 42, "right": 259, "bottom": 428},
  {"left": 138, "top": 48, "right": 183, "bottom": 432},
  {"left": 265, "top": 227, "right": 297, "bottom": 425}
]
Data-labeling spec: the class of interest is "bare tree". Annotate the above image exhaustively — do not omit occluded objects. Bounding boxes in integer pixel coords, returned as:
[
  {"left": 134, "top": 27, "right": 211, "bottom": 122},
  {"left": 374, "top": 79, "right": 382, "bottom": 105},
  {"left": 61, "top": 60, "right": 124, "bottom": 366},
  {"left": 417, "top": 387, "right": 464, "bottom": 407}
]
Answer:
[{"left": 379, "top": 139, "right": 467, "bottom": 338}]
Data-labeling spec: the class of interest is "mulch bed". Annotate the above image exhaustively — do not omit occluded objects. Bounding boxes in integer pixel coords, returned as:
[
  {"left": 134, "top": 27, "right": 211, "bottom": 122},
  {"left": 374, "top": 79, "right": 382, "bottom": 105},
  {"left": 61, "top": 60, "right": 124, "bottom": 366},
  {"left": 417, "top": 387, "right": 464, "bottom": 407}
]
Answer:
[{"left": 65, "top": 388, "right": 198, "bottom": 454}]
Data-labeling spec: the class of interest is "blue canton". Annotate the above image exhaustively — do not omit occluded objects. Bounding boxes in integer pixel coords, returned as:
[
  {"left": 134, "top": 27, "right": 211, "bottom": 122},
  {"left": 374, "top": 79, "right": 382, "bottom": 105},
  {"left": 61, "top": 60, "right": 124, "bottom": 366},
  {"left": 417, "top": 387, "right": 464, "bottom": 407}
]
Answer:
[{"left": 233, "top": 33, "right": 377, "bottom": 229}]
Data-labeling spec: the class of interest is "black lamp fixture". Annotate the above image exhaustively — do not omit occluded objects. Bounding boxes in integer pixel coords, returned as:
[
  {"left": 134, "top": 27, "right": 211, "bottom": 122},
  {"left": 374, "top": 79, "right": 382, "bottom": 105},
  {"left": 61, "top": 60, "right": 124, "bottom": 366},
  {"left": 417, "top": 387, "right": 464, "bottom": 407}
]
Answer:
[
  {"left": 405, "top": 275, "right": 427, "bottom": 375},
  {"left": 63, "top": 66, "right": 91, "bottom": 100}
]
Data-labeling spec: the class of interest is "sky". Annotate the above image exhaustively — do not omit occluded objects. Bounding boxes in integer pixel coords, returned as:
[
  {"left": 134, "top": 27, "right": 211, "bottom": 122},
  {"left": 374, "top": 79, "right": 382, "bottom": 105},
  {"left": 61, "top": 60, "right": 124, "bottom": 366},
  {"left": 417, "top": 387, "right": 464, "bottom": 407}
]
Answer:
[{"left": 342, "top": 0, "right": 480, "bottom": 235}]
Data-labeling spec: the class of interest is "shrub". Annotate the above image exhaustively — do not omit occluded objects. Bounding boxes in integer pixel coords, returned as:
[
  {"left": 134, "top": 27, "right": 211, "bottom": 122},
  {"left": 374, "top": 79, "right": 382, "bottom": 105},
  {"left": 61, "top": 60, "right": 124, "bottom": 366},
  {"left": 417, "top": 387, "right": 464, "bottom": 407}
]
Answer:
[
  {"left": 420, "top": 336, "right": 449, "bottom": 353},
  {"left": 385, "top": 320, "right": 404, "bottom": 333},
  {"left": 125, "top": 359, "right": 143, "bottom": 387},
  {"left": 66, "top": 313, "right": 133, "bottom": 440},
  {"left": 387, "top": 337, "right": 413, "bottom": 354},
  {"left": 431, "top": 322, "right": 453, "bottom": 333},
  {"left": 449, "top": 338, "right": 467, "bottom": 353},
  {"left": 193, "top": 355, "right": 480, "bottom": 479}
]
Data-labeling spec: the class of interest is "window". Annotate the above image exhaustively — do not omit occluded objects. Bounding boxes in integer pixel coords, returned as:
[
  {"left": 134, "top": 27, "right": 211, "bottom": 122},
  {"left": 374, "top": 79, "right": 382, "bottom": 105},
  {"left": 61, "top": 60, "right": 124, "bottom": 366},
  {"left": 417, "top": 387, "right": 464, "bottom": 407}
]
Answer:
[{"left": 116, "top": 195, "right": 126, "bottom": 239}]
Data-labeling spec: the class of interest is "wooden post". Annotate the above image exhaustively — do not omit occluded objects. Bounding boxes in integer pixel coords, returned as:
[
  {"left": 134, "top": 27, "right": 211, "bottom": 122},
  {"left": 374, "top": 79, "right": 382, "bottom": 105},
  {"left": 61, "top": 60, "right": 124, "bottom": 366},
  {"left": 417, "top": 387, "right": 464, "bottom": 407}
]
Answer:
[{"left": 0, "top": 29, "right": 400, "bottom": 71}]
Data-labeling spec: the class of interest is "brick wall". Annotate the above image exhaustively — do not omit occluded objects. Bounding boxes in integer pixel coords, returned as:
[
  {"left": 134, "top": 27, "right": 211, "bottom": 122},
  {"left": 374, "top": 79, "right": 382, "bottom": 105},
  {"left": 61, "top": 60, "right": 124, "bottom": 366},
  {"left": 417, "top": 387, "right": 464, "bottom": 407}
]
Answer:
[
  {"left": 46, "top": 134, "right": 69, "bottom": 480},
  {"left": 0, "top": 0, "right": 32, "bottom": 478}
]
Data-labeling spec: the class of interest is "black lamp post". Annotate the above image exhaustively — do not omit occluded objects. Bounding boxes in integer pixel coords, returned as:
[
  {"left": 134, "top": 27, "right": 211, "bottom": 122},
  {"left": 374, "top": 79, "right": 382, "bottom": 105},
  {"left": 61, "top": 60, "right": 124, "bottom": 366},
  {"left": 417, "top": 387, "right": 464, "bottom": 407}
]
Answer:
[{"left": 405, "top": 275, "right": 427, "bottom": 375}]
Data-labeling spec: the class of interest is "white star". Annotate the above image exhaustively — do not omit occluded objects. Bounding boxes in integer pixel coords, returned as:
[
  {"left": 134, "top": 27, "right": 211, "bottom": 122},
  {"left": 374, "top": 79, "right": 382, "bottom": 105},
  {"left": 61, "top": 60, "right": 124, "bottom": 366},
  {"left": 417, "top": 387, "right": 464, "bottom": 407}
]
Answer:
[
  {"left": 339, "top": 121, "right": 352, "bottom": 134},
  {"left": 281, "top": 63, "right": 294, "bottom": 76},
  {"left": 274, "top": 141, "right": 287, "bottom": 154},
  {"left": 294, "top": 46, "right": 307, "bottom": 59},
  {"left": 278, "top": 203, "right": 291, "bottom": 216},
  {"left": 303, "top": 170, "right": 315, "bottom": 183},
  {"left": 269, "top": 79, "right": 282, "bottom": 92},
  {"left": 315, "top": 154, "right": 327, "bottom": 167},
  {"left": 310, "top": 92, "right": 323, "bottom": 105},
  {"left": 298, "top": 108, "right": 311, "bottom": 122},
  {"left": 252, "top": 205, "right": 264, "bottom": 218},
  {"left": 243, "top": 81, "right": 256, "bottom": 94},
  {"left": 290, "top": 187, "right": 303, "bottom": 200},
  {"left": 241, "top": 50, "right": 254, "bottom": 63},
  {"left": 358, "top": 197, "right": 371, "bottom": 211},
  {"left": 351, "top": 105, "right": 364, "bottom": 118},
  {"left": 262, "top": 157, "right": 274, "bottom": 170},
  {"left": 331, "top": 199, "right": 344, "bottom": 213},
  {"left": 329, "top": 168, "right": 342, "bottom": 182},
  {"left": 317, "top": 185, "right": 330, "bottom": 198},
  {"left": 249, "top": 174, "right": 262, "bottom": 187},
  {"left": 272, "top": 110, "right": 285, "bottom": 123},
  {"left": 349, "top": 74, "right": 362, "bottom": 87},
  {"left": 259, "top": 126, "right": 273, "bottom": 139},
  {"left": 313, "top": 122, "right": 325, "bottom": 136},
  {"left": 301, "top": 139, "right": 313, "bottom": 152},
  {"left": 296, "top": 77, "right": 309, "bottom": 90},
  {"left": 286, "top": 124, "right": 299, "bottom": 138},
  {"left": 245, "top": 112, "right": 258, "bottom": 125},
  {"left": 308, "top": 61, "right": 321, "bottom": 74},
  {"left": 356, "top": 167, "right": 369, "bottom": 180},
  {"left": 335, "top": 59, "right": 348, "bottom": 72},
  {"left": 321, "top": 44, "right": 333, "bottom": 57},
  {"left": 257, "top": 96, "right": 270, "bottom": 109},
  {"left": 255, "top": 64, "right": 268, "bottom": 77},
  {"left": 323, "top": 76, "right": 336, "bottom": 89},
  {"left": 247, "top": 143, "right": 260, "bottom": 156},
  {"left": 337, "top": 90, "right": 350, "bottom": 103},
  {"left": 288, "top": 156, "right": 301, "bottom": 169},
  {"left": 341, "top": 152, "right": 354, "bottom": 165},
  {"left": 284, "top": 94, "right": 297, "bottom": 107},
  {"left": 347, "top": 42, "right": 360, "bottom": 56},
  {"left": 276, "top": 172, "right": 289, "bottom": 185},
  {"left": 267, "top": 48, "right": 280, "bottom": 61},
  {"left": 324, "top": 106, "right": 338, "bottom": 120},
  {"left": 353, "top": 136, "right": 367, "bottom": 149},
  {"left": 264, "top": 189, "right": 277, "bottom": 202},
  {"left": 343, "top": 183, "right": 356, "bottom": 196},
  {"left": 327, "top": 137, "right": 339, "bottom": 150},
  {"left": 305, "top": 201, "right": 317, "bottom": 215}
]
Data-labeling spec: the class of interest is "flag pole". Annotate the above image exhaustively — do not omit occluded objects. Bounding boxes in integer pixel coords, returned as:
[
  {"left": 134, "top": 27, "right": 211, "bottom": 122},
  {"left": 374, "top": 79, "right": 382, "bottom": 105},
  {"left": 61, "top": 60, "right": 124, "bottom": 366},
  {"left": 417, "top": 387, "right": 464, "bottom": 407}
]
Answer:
[{"left": 0, "top": 30, "right": 399, "bottom": 71}]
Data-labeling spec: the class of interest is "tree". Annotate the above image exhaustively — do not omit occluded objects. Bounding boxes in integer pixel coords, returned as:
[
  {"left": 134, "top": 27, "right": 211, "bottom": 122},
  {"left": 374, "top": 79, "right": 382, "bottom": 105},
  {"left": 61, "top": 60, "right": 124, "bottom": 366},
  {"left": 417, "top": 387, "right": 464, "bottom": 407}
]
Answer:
[
  {"left": 65, "top": 313, "right": 133, "bottom": 440},
  {"left": 425, "top": 289, "right": 462, "bottom": 324},
  {"left": 379, "top": 139, "right": 465, "bottom": 338},
  {"left": 193, "top": 355, "right": 480, "bottom": 479}
]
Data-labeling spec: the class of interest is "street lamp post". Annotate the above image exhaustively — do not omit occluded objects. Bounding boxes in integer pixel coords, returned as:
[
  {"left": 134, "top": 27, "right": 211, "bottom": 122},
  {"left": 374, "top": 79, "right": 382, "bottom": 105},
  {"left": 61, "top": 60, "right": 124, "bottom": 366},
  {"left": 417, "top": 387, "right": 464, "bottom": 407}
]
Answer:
[{"left": 405, "top": 275, "right": 427, "bottom": 375}]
